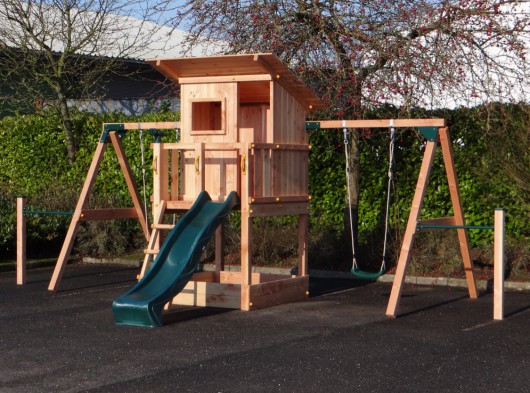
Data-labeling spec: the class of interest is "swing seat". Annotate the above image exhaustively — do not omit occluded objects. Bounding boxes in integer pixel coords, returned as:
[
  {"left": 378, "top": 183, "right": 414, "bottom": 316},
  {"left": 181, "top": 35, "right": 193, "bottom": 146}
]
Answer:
[{"left": 351, "top": 267, "right": 386, "bottom": 280}]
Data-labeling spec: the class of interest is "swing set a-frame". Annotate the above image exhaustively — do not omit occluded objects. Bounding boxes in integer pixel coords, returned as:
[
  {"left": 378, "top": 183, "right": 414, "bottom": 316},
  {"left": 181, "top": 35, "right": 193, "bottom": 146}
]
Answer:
[{"left": 308, "top": 118, "right": 478, "bottom": 317}]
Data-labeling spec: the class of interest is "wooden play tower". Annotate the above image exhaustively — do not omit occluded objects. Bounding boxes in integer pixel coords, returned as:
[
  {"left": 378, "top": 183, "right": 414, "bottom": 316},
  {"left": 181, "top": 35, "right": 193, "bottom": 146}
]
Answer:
[
  {"left": 49, "top": 53, "right": 326, "bottom": 312},
  {"left": 146, "top": 54, "right": 327, "bottom": 310}
]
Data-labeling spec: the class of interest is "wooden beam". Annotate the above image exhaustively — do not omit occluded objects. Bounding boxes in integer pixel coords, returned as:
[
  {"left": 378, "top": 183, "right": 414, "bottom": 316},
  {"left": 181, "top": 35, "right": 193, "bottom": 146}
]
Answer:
[
  {"left": 49, "top": 141, "right": 108, "bottom": 291},
  {"left": 313, "top": 119, "right": 446, "bottom": 129},
  {"left": 79, "top": 208, "right": 139, "bottom": 221},
  {"left": 439, "top": 127, "right": 477, "bottom": 299},
  {"left": 298, "top": 214, "right": 309, "bottom": 277},
  {"left": 386, "top": 139, "right": 438, "bottom": 317},
  {"left": 179, "top": 74, "right": 273, "bottom": 84},
  {"left": 111, "top": 132, "right": 150, "bottom": 239},
  {"left": 107, "top": 122, "right": 181, "bottom": 130}
]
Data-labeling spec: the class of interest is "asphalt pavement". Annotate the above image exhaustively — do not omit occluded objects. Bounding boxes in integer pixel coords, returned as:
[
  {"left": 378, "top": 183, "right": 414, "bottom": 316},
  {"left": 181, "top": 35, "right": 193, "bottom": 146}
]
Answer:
[{"left": 1, "top": 264, "right": 529, "bottom": 393}]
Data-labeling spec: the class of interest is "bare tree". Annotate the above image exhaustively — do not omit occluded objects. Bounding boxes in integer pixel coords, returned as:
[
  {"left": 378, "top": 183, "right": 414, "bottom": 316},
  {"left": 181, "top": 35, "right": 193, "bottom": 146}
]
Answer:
[
  {"left": 170, "top": 0, "right": 529, "bottom": 249},
  {"left": 0, "top": 0, "right": 172, "bottom": 164}
]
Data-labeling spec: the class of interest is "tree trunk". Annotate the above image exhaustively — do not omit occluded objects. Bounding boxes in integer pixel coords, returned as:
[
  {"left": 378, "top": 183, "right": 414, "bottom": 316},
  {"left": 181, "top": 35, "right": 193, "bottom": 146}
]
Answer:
[
  {"left": 344, "top": 127, "right": 361, "bottom": 258},
  {"left": 55, "top": 87, "right": 76, "bottom": 164}
]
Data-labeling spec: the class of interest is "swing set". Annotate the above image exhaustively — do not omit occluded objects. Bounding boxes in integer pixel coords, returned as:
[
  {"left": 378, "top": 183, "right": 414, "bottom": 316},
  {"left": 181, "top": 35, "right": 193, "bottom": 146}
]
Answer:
[{"left": 307, "top": 118, "right": 481, "bottom": 317}]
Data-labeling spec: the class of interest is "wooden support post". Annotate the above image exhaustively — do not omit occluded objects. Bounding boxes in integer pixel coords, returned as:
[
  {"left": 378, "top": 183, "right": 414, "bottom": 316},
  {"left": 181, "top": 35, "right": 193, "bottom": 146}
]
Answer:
[
  {"left": 386, "top": 139, "right": 438, "bottom": 317},
  {"left": 298, "top": 214, "right": 308, "bottom": 277},
  {"left": 215, "top": 224, "right": 225, "bottom": 273},
  {"left": 439, "top": 127, "right": 477, "bottom": 299},
  {"left": 48, "top": 141, "right": 108, "bottom": 291},
  {"left": 109, "top": 132, "right": 149, "bottom": 240},
  {"left": 16, "top": 197, "right": 26, "bottom": 285},
  {"left": 494, "top": 209, "right": 505, "bottom": 321},
  {"left": 240, "top": 210, "right": 252, "bottom": 311}
]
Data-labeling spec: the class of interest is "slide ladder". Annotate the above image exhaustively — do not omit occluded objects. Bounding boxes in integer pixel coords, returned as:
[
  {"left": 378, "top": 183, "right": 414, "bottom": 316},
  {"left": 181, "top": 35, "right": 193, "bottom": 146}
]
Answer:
[{"left": 112, "top": 191, "right": 240, "bottom": 327}]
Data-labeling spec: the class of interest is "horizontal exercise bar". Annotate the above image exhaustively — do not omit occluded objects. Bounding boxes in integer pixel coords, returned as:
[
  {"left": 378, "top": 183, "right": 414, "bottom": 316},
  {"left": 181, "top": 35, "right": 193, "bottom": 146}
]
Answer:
[{"left": 416, "top": 224, "right": 494, "bottom": 230}]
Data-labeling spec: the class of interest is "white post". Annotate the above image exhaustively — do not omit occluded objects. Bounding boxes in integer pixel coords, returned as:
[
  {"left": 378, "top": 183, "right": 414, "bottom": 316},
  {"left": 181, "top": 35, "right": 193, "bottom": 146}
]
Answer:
[
  {"left": 493, "top": 208, "right": 505, "bottom": 320},
  {"left": 16, "top": 196, "right": 27, "bottom": 285}
]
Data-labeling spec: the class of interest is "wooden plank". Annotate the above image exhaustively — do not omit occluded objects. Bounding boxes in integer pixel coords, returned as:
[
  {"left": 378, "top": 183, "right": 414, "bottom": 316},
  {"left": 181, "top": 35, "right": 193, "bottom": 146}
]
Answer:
[
  {"left": 494, "top": 209, "right": 505, "bottom": 320},
  {"left": 249, "top": 202, "right": 309, "bottom": 217},
  {"left": 162, "top": 142, "right": 241, "bottom": 151},
  {"left": 188, "top": 271, "right": 217, "bottom": 283},
  {"left": 315, "top": 119, "right": 446, "bottom": 129},
  {"left": 49, "top": 141, "right": 108, "bottom": 291},
  {"left": 179, "top": 74, "right": 273, "bottom": 84},
  {"left": 16, "top": 197, "right": 26, "bottom": 285},
  {"left": 171, "top": 281, "right": 241, "bottom": 309},
  {"left": 79, "top": 208, "right": 139, "bottom": 221},
  {"left": 439, "top": 127, "right": 477, "bottom": 299},
  {"left": 298, "top": 214, "right": 309, "bottom": 277},
  {"left": 240, "top": 210, "right": 252, "bottom": 310},
  {"left": 139, "top": 201, "right": 167, "bottom": 279},
  {"left": 249, "top": 196, "right": 310, "bottom": 204},
  {"left": 109, "top": 132, "right": 149, "bottom": 239},
  {"left": 249, "top": 276, "right": 309, "bottom": 309},
  {"left": 118, "top": 122, "right": 181, "bottom": 130},
  {"left": 215, "top": 224, "right": 225, "bottom": 273},
  {"left": 386, "top": 140, "right": 438, "bottom": 316}
]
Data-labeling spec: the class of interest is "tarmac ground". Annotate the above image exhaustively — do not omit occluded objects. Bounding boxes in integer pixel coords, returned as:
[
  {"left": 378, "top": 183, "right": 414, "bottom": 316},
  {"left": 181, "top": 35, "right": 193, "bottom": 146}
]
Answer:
[{"left": 1, "top": 264, "right": 530, "bottom": 393}]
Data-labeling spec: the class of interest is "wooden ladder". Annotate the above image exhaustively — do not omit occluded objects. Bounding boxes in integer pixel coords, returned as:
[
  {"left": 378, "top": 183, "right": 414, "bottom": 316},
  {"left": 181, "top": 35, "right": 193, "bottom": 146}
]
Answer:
[{"left": 138, "top": 201, "right": 175, "bottom": 279}]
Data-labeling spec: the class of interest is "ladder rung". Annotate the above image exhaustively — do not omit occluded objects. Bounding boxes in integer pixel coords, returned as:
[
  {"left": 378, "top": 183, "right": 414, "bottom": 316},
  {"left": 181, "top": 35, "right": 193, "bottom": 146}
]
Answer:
[
  {"left": 151, "top": 223, "right": 175, "bottom": 230},
  {"left": 144, "top": 249, "right": 159, "bottom": 255}
]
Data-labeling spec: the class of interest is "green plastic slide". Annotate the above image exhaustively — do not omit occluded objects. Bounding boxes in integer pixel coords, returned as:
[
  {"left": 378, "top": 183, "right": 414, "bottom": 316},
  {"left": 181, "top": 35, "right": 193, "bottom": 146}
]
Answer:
[{"left": 112, "top": 191, "right": 240, "bottom": 327}]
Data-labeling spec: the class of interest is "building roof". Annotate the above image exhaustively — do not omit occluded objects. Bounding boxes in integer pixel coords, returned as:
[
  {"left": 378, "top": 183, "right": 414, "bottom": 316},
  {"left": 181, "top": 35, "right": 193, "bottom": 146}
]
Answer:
[{"left": 147, "top": 53, "right": 327, "bottom": 110}]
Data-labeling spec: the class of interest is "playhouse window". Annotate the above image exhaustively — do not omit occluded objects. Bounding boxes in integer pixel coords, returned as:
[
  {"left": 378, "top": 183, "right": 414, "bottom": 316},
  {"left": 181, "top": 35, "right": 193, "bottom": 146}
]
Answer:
[{"left": 191, "top": 99, "right": 225, "bottom": 135}]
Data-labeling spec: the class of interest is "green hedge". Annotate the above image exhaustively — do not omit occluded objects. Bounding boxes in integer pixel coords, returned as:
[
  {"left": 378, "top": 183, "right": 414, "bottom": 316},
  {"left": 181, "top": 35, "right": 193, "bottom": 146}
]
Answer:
[
  {"left": 0, "top": 109, "right": 179, "bottom": 257},
  {"left": 0, "top": 104, "right": 528, "bottom": 262}
]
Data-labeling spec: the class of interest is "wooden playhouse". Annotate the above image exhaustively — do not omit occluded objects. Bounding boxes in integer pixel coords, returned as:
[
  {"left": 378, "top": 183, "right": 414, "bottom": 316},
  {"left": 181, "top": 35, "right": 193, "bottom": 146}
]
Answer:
[
  {"left": 49, "top": 54, "right": 325, "bottom": 313},
  {"left": 143, "top": 53, "right": 326, "bottom": 311}
]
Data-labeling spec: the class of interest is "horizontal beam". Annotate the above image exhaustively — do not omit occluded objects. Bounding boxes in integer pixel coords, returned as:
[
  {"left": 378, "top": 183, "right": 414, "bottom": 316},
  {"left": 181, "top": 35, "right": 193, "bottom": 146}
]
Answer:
[
  {"left": 79, "top": 208, "right": 139, "bottom": 221},
  {"left": 307, "top": 119, "right": 446, "bottom": 129},
  {"left": 416, "top": 224, "right": 494, "bottom": 230},
  {"left": 104, "top": 122, "right": 181, "bottom": 130}
]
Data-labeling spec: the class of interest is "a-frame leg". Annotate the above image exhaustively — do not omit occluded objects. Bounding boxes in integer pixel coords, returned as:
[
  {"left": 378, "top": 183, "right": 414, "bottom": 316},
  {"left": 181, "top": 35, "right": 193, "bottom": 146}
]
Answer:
[
  {"left": 386, "top": 139, "right": 438, "bottom": 317},
  {"left": 109, "top": 132, "right": 149, "bottom": 240},
  {"left": 439, "top": 128, "right": 477, "bottom": 298},
  {"left": 48, "top": 142, "right": 108, "bottom": 291}
]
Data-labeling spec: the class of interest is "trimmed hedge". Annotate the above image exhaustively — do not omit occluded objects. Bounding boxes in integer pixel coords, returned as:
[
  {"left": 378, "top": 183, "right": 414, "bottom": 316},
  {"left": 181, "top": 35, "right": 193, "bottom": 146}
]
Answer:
[{"left": 0, "top": 104, "right": 528, "bottom": 264}]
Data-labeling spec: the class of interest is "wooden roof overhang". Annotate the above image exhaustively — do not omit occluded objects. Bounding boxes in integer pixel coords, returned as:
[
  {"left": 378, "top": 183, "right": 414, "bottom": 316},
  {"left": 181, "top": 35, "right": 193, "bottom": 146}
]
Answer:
[{"left": 147, "top": 53, "right": 327, "bottom": 110}]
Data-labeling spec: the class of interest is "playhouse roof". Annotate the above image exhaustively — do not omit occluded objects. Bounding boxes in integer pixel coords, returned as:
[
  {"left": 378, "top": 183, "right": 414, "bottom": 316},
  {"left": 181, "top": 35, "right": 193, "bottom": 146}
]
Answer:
[{"left": 147, "top": 53, "right": 327, "bottom": 110}]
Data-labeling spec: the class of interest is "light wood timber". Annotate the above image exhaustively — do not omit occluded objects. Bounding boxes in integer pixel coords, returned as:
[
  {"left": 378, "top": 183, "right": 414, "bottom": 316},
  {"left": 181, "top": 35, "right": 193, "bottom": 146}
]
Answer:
[
  {"left": 179, "top": 74, "right": 273, "bottom": 84},
  {"left": 314, "top": 119, "right": 446, "bottom": 129},
  {"left": 16, "top": 197, "right": 26, "bottom": 285},
  {"left": 49, "top": 141, "right": 108, "bottom": 291},
  {"left": 494, "top": 209, "right": 505, "bottom": 320},
  {"left": 439, "top": 127, "right": 477, "bottom": 299},
  {"left": 298, "top": 214, "right": 309, "bottom": 277},
  {"left": 248, "top": 276, "right": 309, "bottom": 310},
  {"left": 118, "top": 122, "right": 181, "bottom": 130},
  {"left": 386, "top": 139, "right": 438, "bottom": 316},
  {"left": 139, "top": 201, "right": 167, "bottom": 279},
  {"left": 215, "top": 224, "right": 225, "bottom": 273}
]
